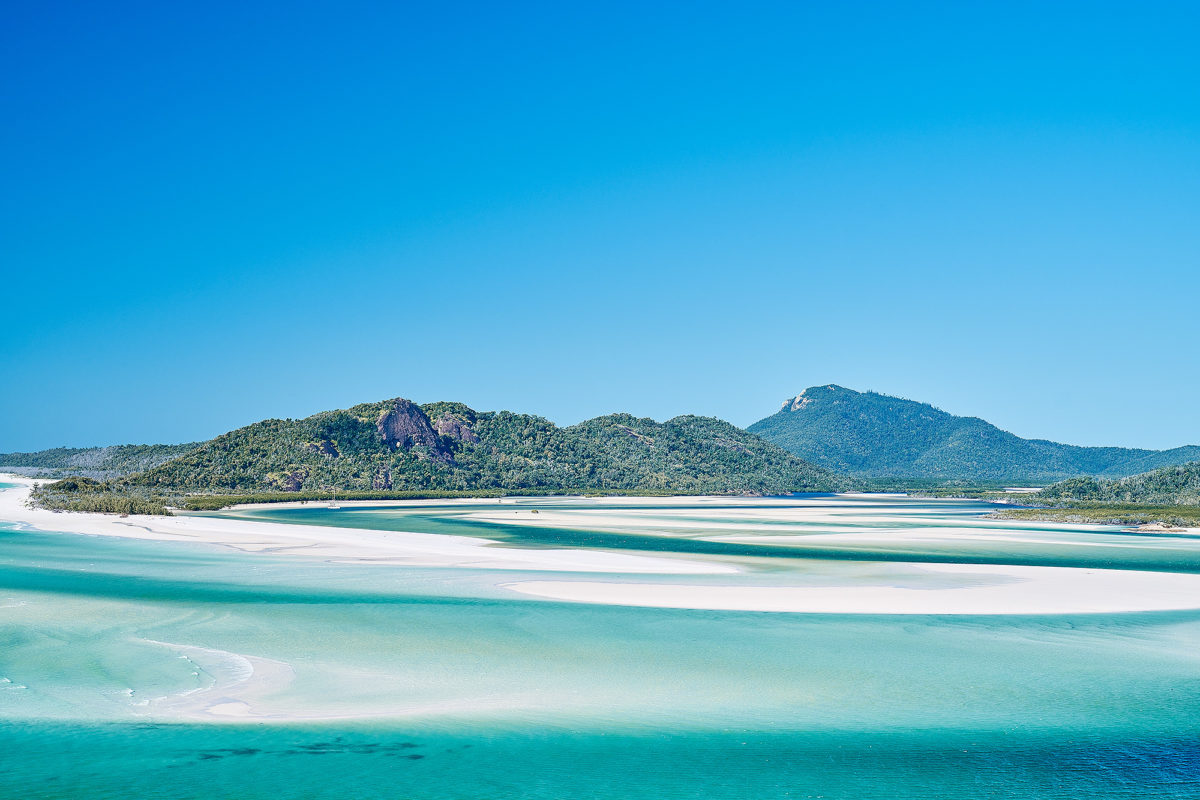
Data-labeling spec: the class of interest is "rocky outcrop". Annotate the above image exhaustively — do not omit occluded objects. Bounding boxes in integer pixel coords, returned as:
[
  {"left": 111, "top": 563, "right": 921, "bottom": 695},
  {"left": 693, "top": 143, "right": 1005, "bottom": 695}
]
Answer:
[
  {"left": 615, "top": 424, "right": 655, "bottom": 446},
  {"left": 376, "top": 399, "right": 453, "bottom": 461},
  {"left": 433, "top": 412, "right": 479, "bottom": 444},
  {"left": 377, "top": 399, "right": 440, "bottom": 448}
]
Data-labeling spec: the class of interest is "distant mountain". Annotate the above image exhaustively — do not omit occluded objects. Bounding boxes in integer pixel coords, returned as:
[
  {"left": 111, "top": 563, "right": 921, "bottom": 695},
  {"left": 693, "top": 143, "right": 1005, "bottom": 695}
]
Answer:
[
  {"left": 128, "top": 398, "right": 844, "bottom": 495},
  {"left": 0, "top": 443, "right": 201, "bottom": 479},
  {"left": 1034, "top": 462, "right": 1200, "bottom": 506},
  {"left": 747, "top": 385, "right": 1200, "bottom": 483}
]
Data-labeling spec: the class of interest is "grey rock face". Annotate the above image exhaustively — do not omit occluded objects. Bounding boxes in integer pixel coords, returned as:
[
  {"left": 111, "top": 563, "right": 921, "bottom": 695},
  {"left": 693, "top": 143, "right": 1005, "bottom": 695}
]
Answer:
[
  {"left": 376, "top": 399, "right": 454, "bottom": 461},
  {"left": 433, "top": 412, "right": 479, "bottom": 444}
]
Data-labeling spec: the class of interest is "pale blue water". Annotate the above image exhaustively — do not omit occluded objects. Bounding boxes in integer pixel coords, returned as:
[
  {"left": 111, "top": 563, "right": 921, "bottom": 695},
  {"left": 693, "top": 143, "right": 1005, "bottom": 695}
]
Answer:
[{"left": 3, "top": 494, "right": 1200, "bottom": 798}]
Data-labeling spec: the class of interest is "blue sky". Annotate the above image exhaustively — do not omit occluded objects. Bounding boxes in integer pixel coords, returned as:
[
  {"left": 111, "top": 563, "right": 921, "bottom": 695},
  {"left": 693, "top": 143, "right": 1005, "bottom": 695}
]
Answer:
[{"left": 2, "top": 1, "right": 1198, "bottom": 451}]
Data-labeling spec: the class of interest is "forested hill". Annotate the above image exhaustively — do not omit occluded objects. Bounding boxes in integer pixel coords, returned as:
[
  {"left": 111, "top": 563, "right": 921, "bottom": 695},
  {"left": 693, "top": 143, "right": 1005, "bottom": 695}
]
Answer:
[
  {"left": 747, "top": 385, "right": 1200, "bottom": 483},
  {"left": 0, "top": 443, "right": 201, "bottom": 479},
  {"left": 130, "top": 398, "right": 845, "bottom": 495},
  {"left": 1033, "top": 462, "right": 1200, "bottom": 506}
]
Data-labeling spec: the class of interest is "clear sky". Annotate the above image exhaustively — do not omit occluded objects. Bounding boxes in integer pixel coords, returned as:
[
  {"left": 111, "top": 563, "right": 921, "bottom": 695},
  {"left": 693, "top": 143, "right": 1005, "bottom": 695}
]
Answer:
[{"left": 2, "top": 1, "right": 1198, "bottom": 452}]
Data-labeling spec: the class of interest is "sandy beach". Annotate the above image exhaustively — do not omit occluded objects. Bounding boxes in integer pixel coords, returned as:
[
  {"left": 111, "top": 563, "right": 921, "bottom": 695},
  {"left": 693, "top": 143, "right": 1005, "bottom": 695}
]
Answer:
[{"left": 0, "top": 476, "right": 730, "bottom": 575}]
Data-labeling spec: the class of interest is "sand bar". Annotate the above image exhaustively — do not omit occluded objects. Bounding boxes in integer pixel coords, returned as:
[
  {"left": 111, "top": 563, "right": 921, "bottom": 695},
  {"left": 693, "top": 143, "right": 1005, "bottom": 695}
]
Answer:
[{"left": 505, "top": 562, "right": 1200, "bottom": 615}]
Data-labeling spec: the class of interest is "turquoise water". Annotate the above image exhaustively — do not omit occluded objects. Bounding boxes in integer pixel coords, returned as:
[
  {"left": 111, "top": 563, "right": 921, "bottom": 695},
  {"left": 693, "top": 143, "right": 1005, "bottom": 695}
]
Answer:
[
  {"left": 4, "top": 495, "right": 1200, "bottom": 798},
  {"left": 226, "top": 497, "right": 1200, "bottom": 572}
]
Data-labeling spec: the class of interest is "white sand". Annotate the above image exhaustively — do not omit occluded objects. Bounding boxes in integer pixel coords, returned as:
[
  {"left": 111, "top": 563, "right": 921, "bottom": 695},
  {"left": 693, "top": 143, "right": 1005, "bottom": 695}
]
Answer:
[
  {"left": 505, "top": 562, "right": 1200, "bottom": 615},
  {"left": 0, "top": 476, "right": 732, "bottom": 575}
]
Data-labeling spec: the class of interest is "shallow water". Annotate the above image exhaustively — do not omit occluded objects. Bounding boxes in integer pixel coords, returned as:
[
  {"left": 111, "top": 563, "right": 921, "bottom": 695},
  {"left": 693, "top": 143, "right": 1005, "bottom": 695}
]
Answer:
[{"left": 4, "top": 494, "right": 1200, "bottom": 798}]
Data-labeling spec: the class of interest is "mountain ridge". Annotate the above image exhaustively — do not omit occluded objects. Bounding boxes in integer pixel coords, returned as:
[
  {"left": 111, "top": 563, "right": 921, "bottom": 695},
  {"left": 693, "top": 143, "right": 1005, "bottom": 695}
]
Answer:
[
  {"left": 748, "top": 384, "right": 1200, "bottom": 483},
  {"left": 0, "top": 443, "right": 202, "bottom": 479},
  {"left": 94, "top": 396, "right": 847, "bottom": 496}
]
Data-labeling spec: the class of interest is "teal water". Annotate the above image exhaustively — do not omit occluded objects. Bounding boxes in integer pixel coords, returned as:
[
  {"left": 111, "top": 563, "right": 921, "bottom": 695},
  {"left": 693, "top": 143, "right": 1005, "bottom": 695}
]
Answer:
[
  {"left": 4, "top": 495, "right": 1200, "bottom": 798},
  {"left": 5, "top": 723, "right": 1199, "bottom": 799}
]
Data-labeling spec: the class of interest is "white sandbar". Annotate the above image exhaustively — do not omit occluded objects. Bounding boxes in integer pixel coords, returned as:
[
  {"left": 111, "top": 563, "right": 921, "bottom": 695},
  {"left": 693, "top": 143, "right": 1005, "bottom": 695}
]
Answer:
[{"left": 504, "top": 562, "right": 1200, "bottom": 615}]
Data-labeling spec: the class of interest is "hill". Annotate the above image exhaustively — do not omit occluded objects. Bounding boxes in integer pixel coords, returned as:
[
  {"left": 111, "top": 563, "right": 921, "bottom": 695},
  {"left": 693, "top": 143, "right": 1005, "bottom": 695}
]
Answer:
[
  {"left": 747, "top": 385, "right": 1200, "bottom": 483},
  {"left": 120, "top": 397, "right": 844, "bottom": 497},
  {"left": 1033, "top": 462, "right": 1200, "bottom": 506},
  {"left": 0, "top": 443, "right": 201, "bottom": 479}
]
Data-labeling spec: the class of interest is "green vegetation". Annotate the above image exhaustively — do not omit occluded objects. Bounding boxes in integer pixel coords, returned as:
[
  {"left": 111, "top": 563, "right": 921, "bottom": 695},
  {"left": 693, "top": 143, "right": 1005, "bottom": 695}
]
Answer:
[
  {"left": 992, "top": 503, "right": 1200, "bottom": 527},
  {"left": 23, "top": 397, "right": 846, "bottom": 514},
  {"left": 748, "top": 384, "right": 1200, "bottom": 483},
  {"left": 0, "top": 443, "right": 201, "bottom": 479},
  {"left": 1031, "top": 462, "right": 1200, "bottom": 506},
  {"left": 133, "top": 400, "right": 843, "bottom": 496},
  {"left": 31, "top": 478, "right": 173, "bottom": 515},
  {"left": 988, "top": 462, "right": 1200, "bottom": 527},
  {"left": 858, "top": 478, "right": 1017, "bottom": 495}
]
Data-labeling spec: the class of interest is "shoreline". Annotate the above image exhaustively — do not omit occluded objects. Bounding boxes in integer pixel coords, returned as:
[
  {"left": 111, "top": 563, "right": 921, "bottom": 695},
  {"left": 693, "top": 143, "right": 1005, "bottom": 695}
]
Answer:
[
  {"left": 990, "top": 505, "right": 1200, "bottom": 529},
  {"left": 0, "top": 475, "right": 731, "bottom": 575}
]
